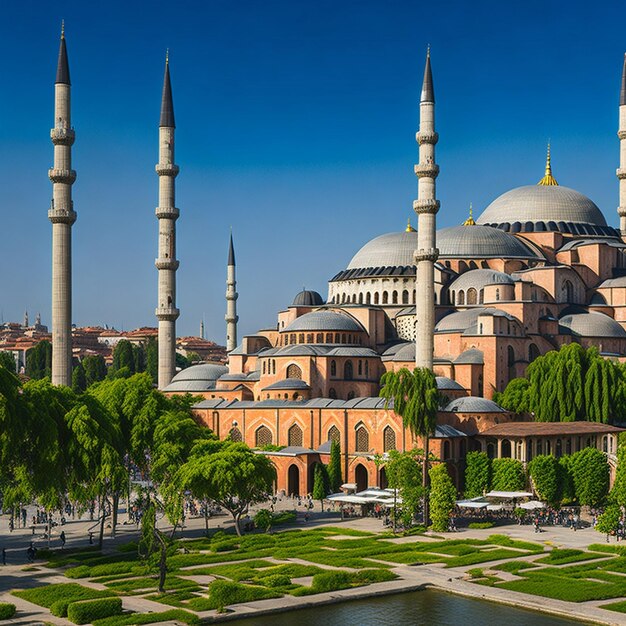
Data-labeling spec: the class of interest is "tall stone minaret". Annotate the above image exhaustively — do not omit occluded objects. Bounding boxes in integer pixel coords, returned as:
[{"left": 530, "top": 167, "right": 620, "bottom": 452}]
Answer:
[
  {"left": 49, "top": 24, "right": 76, "bottom": 386},
  {"left": 413, "top": 48, "right": 439, "bottom": 369},
  {"left": 618, "top": 54, "right": 626, "bottom": 238},
  {"left": 155, "top": 53, "right": 180, "bottom": 389},
  {"left": 225, "top": 232, "right": 239, "bottom": 352}
]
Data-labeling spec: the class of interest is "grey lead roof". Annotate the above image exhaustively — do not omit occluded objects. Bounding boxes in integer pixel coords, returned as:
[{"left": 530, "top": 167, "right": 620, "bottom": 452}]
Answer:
[
  {"left": 160, "top": 60, "right": 175, "bottom": 128},
  {"left": 228, "top": 233, "right": 235, "bottom": 265},
  {"left": 449, "top": 269, "right": 515, "bottom": 293},
  {"left": 443, "top": 396, "right": 504, "bottom": 413},
  {"left": 56, "top": 35, "right": 70, "bottom": 85},
  {"left": 621, "top": 54, "right": 626, "bottom": 106},
  {"left": 454, "top": 348, "right": 485, "bottom": 364},
  {"left": 262, "top": 378, "right": 311, "bottom": 391},
  {"left": 421, "top": 50, "right": 434, "bottom": 103},
  {"left": 559, "top": 312, "right": 626, "bottom": 339},
  {"left": 292, "top": 290, "right": 324, "bottom": 306},
  {"left": 283, "top": 311, "right": 364, "bottom": 333}
]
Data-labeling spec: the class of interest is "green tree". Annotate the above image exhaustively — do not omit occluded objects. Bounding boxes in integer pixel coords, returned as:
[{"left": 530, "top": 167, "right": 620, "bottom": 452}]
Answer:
[
  {"left": 429, "top": 463, "right": 457, "bottom": 532},
  {"left": 25, "top": 340, "right": 52, "bottom": 380},
  {"left": 254, "top": 508, "right": 273, "bottom": 533},
  {"left": 144, "top": 338, "right": 158, "bottom": 384},
  {"left": 82, "top": 355, "right": 107, "bottom": 387},
  {"left": 138, "top": 503, "right": 168, "bottom": 593},
  {"left": 380, "top": 367, "right": 439, "bottom": 524},
  {"left": 0, "top": 352, "right": 16, "bottom": 373},
  {"left": 464, "top": 451, "right": 491, "bottom": 498},
  {"left": 72, "top": 362, "right": 87, "bottom": 392},
  {"left": 385, "top": 450, "right": 424, "bottom": 530},
  {"left": 528, "top": 455, "right": 561, "bottom": 506},
  {"left": 327, "top": 439, "right": 342, "bottom": 492},
  {"left": 312, "top": 463, "right": 329, "bottom": 511},
  {"left": 596, "top": 505, "right": 621, "bottom": 538},
  {"left": 180, "top": 441, "right": 276, "bottom": 535},
  {"left": 491, "top": 458, "right": 526, "bottom": 491},
  {"left": 570, "top": 447, "right": 609, "bottom": 506},
  {"left": 495, "top": 378, "right": 530, "bottom": 413},
  {"left": 111, "top": 340, "right": 136, "bottom": 375},
  {"left": 610, "top": 444, "right": 626, "bottom": 507},
  {"left": 558, "top": 455, "right": 575, "bottom": 502}
]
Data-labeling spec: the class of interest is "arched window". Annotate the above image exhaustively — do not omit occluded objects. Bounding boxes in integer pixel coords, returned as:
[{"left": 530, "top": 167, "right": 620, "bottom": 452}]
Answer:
[
  {"left": 374, "top": 292, "right": 380, "bottom": 305},
  {"left": 443, "top": 440, "right": 451, "bottom": 460},
  {"left": 262, "top": 361, "right": 266, "bottom": 374},
  {"left": 507, "top": 346, "right": 515, "bottom": 366},
  {"left": 366, "top": 292, "right": 371, "bottom": 304},
  {"left": 528, "top": 343, "right": 540, "bottom": 363},
  {"left": 358, "top": 293, "right": 363, "bottom": 304},
  {"left": 344, "top": 360, "right": 354, "bottom": 380},
  {"left": 272, "top": 360, "right": 276, "bottom": 374},
  {"left": 451, "top": 291, "right": 455, "bottom": 305},
  {"left": 288, "top": 424, "right": 303, "bottom": 447},
  {"left": 365, "top": 361, "right": 369, "bottom": 378},
  {"left": 495, "top": 288, "right": 500, "bottom": 301},
  {"left": 479, "top": 289, "right": 484, "bottom": 304},
  {"left": 298, "top": 333, "right": 304, "bottom": 343},
  {"left": 402, "top": 290, "right": 409, "bottom": 304},
  {"left": 352, "top": 294, "right": 357, "bottom": 303},
  {"left": 229, "top": 427, "right": 242, "bottom": 442},
  {"left": 335, "top": 333, "right": 340, "bottom": 343},
  {"left": 255, "top": 426, "right": 272, "bottom": 447},
  {"left": 564, "top": 280, "right": 574, "bottom": 302},
  {"left": 306, "top": 333, "right": 313, "bottom": 343},
  {"left": 330, "top": 360, "right": 336, "bottom": 376},
  {"left": 326, "top": 333, "right": 333, "bottom": 343},
  {"left": 383, "top": 426, "right": 396, "bottom": 452},
  {"left": 347, "top": 390, "right": 356, "bottom": 400},
  {"left": 467, "top": 288, "right": 477, "bottom": 305},
  {"left": 392, "top": 290, "right": 398, "bottom": 304},
  {"left": 287, "top": 364, "right": 302, "bottom": 379},
  {"left": 412, "top": 289, "right": 416, "bottom": 304},
  {"left": 329, "top": 387, "right": 337, "bottom": 399},
  {"left": 358, "top": 360, "right": 362, "bottom": 375},
  {"left": 328, "top": 425, "right": 340, "bottom": 443},
  {"left": 316, "top": 333, "right": 323, "bottom": 343},
  {"left": 382, "top": 291, "right": 388, "bottom": 304},
  {"left": 458, "top": 291, "right": 465, "bottom": 305},
  {"left": 355, "top": 424, "right": 369, "bottom": 452}
]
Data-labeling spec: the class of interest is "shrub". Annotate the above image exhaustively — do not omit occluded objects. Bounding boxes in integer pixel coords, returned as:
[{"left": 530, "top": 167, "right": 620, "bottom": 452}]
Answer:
[
  {"left": 254, "top": 508, "right": 273, "bottom": 532},
  {"left": 464, "top": 451, "right": 491, "bottom": 498},
  {"left": 261, "top": 574, "right": 291, "bottom": 588},
  {"left": 0, "top": 603, "right": 16, "bottom": 620},
  {"left": 491, "top": 458, "right": 526, "bottom": 491},
  {"left": 93, "top": 609, "right": 200, "bottom": 625},
  {"left": 13, "top": 583, "right": 114, "bottom": 608},
  {"left": 65, "top": 565, "right": 92, "bottom": 579},
  {"left": 528, "top": 455, "right": 562, "bottom": 506},
  {"left": 468, "top": 522, "right": 495, "bottom": 529},
  {"left": 570, "top": 447, "right": 610, "bottom": 507},
  {"left": 429, "top": 463, "right": 457, "bottom": 532},
  {"left": 272, "top": 510, "right": 297, "bottom": 525},
  {"left": 51, "top": 599, "right": 71, "bottom": 617},
  {"left": 467, "top": 568, "right": 484, "bottom": 578},
  {"left": 67, "top": 597, "right": 123, "bottom": 624},
  {"left": 310, "top": 571, "right": 353, "bottom": 592}
]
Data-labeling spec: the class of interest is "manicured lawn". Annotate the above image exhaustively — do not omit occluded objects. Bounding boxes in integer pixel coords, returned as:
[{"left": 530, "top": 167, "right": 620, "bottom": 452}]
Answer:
[
  {"left": 13, "top": 583, "right": 115, "bottom": 608},
  {"left": 534, "top": 548, "right": 609, "bottom": 566}
]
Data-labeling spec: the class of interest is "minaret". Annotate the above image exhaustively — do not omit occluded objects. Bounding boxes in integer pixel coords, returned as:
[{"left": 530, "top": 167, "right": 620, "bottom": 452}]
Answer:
[
  {"left": 617, "top": 54, "right": 626, "bottom": 237},
  {"left": 225, "top": 232, "right": 239, "bottom": 352},
  {"left": 23, "top": 311, "right": 29, "bottom": 328},
  {"left": 49, "top": 23, "right": 76, "bottom": 386},
  {"left": 155, "top": 52, "right": 180, "bottom": 389},
  {"left": 200, "top": 319, "right": 205, "bottom": 340},
  {"left": 413, "top": 48, "right": 439, "bottom": 369}
]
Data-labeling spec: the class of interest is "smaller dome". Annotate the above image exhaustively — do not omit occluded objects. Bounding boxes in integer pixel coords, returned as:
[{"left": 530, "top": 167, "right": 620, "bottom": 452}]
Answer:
[
  {"left": 170, "top": 363, "right": 229, "bottom": 382},
  {"left": 292, "top": 290, "right": 324, "bottom": 306},
  {"left": 262, "top": 378, "right": 311, "bottom": 391},
  {"left": 454, "top": 348, "right": 484, "bottom": 364},
  {"left": 559, "top": 312, "right": 626, "bottom": 338},
  {"left": 448, "top": 269, "right": 515, "bottom": 293},
  {"left": 443, "top": 396, "right": 504, "bottom": 413},
  {"left": 436, "top": 308, "right": 515, "bottom": 333},
  {"left": 284, "top": 311, "right": 363, "bottom": 333},
  {"left": 598, "top": 276, "right": 626, "bottom": 288},
  {"left": 436, "top": 376, "right": 465, "bottom": 391}
]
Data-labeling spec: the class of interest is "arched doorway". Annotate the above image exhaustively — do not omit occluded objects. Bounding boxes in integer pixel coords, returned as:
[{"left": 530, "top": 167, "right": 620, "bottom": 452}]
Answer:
[
  {"left": 288, "top": 464, "right": 300, "bottom": 496},
  {"left": 379, "top": 467, "right": 388, "bottom": 489},
  {"left": 501, "top": 439, "right": 511, "bottom": 458},
  {"left": 355, "top": 464, "right": 368, "bottom": 492}
]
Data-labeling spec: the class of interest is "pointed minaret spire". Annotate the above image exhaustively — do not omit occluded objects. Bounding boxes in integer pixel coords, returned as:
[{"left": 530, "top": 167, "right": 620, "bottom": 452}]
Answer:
[
  {"left": 200, "top": 318, "right": 205, "bottom": 340},
  {"left": 618, "top": 55, "right": 626, "bottom": 238},
  {"left": 159, "top": 50, "right": 175, "bottom": 128},
  {"left": 49, "top": 25, "right": 76, "bottom": 386},
  {"left": 413, "top": 47, "right": 439, "bottom": 370},
  {"left": 155, "top": 54, "right": 180, "bottom": 389},
  {"left": 226, "top": 231, "right": 239, "bottom": 352},
  {"left": 56, "top": 21, "right": 70, "bottom": 85}
]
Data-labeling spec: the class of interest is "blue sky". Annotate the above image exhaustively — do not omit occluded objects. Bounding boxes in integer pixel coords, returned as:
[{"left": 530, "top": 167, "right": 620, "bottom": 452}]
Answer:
[{"left": 1, "top": 0, "right": 626, "bottom": 342}]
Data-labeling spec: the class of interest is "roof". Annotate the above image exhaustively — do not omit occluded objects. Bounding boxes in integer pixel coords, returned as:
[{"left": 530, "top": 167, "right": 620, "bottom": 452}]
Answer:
[
  {"left": 434, "top": 424, "right": 467, "bottom": 438},
  {"left": 164, "top": 380, "right": 216, "bottom": 392},
  {"left": 228, "top": 233, "right": 235, "bottom": 265},
  {"left": 347, "top": 231, "right": 418, "bottom": 270},
  {"left": 449, "top": 269, "right": 515, "bottom": 293},
  {"left": 435, "top": 308, "right": 515, "bottom": 333},
  {"left": 454, "top": 348, "right": 485, "bottom": 364},
  {"left": 480, "top": 421, "right": 624, "bottom": 437},
  {"left": 283, "top": 311, "right": 363, "bottom": 333},
  {"left": 272, "top": 344, "right": 331, "bottom": 357},
  {"left": 598, "top": 276, "right": 626, "bottom": 288},
  {"left": 443, "top": 396, "right": 504, "bottom": 413},
  {"left": 326, "top": 347, "right": 379, "bottom": 357},
  {"left": 159, "top": 58, "right": 175, "bottom": 128},
  {"left": 56, "top": 33, "right": 70, "bottom": 85},
  {"left": 421, "top": 49, "right": 434, "bottom": 103},
  {"left": 167, "top": 363, "right": 229, "bottom": 385},
  {"left": 435, "top": 376, "right": 465, "bottom": 390},
  {"left": 559, "top": 312, "right": 626, "bottom": 339},
  {"left": 558, "top": 238, "right": 626, "bottom": 252},
  {"left": 292, "top": 290, "right": 324, "bottom": 306},
  {"left": 262, "top": 378, "right": 311, "bottom": 391}
]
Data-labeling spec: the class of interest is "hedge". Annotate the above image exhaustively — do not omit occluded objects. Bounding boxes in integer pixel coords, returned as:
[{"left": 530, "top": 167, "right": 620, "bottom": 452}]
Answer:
[
  {"left": 468, "top": 522, "right": 495, "bottom": 529},
  {"left": 13, "top": 583, "right": 114, "bottom": 608},
  {"left": 93, "top": 609, "right": 200, "bottom": 625},
  {"left": 0, "top": 603, "right": 16, "bottom": 620},
  {"left": 67, "top": 597, "right": 123, "bottom": 624}
]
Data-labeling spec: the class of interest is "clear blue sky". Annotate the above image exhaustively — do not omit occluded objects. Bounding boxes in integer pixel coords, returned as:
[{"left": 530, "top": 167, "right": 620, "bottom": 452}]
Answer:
[{"left": 1, "top": 0, "right": 625, "bottom": 342}]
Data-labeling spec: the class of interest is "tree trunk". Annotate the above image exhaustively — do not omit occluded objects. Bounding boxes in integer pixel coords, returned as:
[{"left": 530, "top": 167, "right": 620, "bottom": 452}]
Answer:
[
  {"left": 422, "top": 434, "right": 430, "bottom": 527},
  {"left": 204, "top": 504, "right": 209, "bottom": 535},
  {"left": 158, "top": 535, "right": 167, "bottom": 593},
  {"left": 320, "top": 499, "right": 324, "bottom": 513},
  {"left": 111, "top": 493, "right": 119, "bottom": 537},
  {"left": 98, "top": 495, "right": 107, "bottom": 550},
  {"left": 233, "top": 512, "right": 242, "bottom": 536}
]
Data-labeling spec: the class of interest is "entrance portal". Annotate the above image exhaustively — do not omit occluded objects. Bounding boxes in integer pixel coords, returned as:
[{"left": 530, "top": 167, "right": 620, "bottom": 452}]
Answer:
[
  {"left": 288, "top": 464, "right": 300, "bottom": 496},
  {"left": 355, "top": 463, "right": 368, "bottom": 492}
]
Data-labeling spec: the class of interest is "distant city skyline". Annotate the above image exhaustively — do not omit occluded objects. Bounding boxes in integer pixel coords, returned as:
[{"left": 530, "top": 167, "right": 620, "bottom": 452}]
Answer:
[{"left": 2, "top": 0, "right": 626, "bottom": 342}]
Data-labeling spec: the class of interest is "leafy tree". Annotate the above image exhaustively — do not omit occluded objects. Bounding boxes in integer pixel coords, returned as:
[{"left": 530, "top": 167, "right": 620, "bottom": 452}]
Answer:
[
  {"left": 25, "top": 340, "right": 52, "bottom": 380},
  {"left": 0, "top": 352, "right": 16, "bottom": 373},
  {"left": 327, "top": 439, "right": 342, "bottom": 492},
  {"left": 385, "top": 450, "right": 424, "bottom": 530},
  {"left": 138, "top": 503, "right": 168, "bottom": 593},
  {"left": 464, "top": 451, "right": 491, "bottom": 498},
  {"left": 82, "top": 355, "right": 107, "bottom": 387},
  {"left": 558, "top": 455, "right": 575, "bottom": 503},
  {"left": 72, "top": 362, "right": 87, "bottom": 392},
  {"left": 180, "top": 441, "right": 276, "bottom": 535},
  {"left": 528, "top": 455, "right": 561, "bottom": 506},
  {"left": 254, "top": 508, "right": 273, "bottom": 533},
  {"left": 175, "top": 352, "right": 192, "bottom": 371},
  {"left": 491, "top": 458, "right": 526, "bottom": 491},
  {"left": 596, "top": 505, "right": 621, "bottom": 538},
  {"left": 110, "top": 340, "right": 136, "bottom": 375},
  {"left": 495, "top": 378, "right": 529, "bottom": 413},
  {"left": 610, "top": 444, "right": 626, "bottom": 507},
  {"left": 569, "top": 447, "right": 609, "bottom": 507},
  {"left": 380, "top": 367, "right": 438, "bottom": 524},
  {"left": 429, "top": 463, "right": 457, "bottom": 532},
  {"left": 312, "top": 463, "right": 329, "bottom": 511},
  {"left": 145, "top": 339, "right": 158, "bottom": 384}
]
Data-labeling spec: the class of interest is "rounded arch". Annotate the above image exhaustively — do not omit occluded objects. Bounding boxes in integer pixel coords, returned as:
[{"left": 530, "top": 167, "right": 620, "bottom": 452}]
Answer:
[
  {"left": 288, "top": 464, "right": 300, "bottom": 496},
  {"left": 355, "top": 463, "right": 368, "bottom": 492},
  {"left": 467, "top": 288, "right": 477, "bottom": 305},
  {"left": 443, "top": 440, "right": 451, "bottom": 460},
  {"left": 528, "top": 343, "right": 540, "bottom": 363},
  {"left": 287, "top": 363, "right": 302, "bottom": 379},
  {"left": 330, "top": 360, "right": 336, "bottom": 376},
  {"left": 328, "top": 425, "right": 340, "bottom": 443},
  {"left": 379, "top": 466, "right": 388, "bottom": 489},
  {"left": 501, "top": 439, "right": 511, "bottom": 458},
  {"left": 344, "top": 360, "right": 354, "bottom": 380}
]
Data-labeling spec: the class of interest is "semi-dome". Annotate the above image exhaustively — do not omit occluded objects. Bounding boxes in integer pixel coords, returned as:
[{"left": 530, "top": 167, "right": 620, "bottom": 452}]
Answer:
[
  {"left": 448, "top": 269, "right": 515, "bottom": 292},
  {"left": 163, "top": 362, "right": 229, "bottom": 392},
  {"left": 443, "top": 396, "right": 505, "bottom": 413},
  {"left": 283, "top": 310, "right": 363, "bottom": 333},
  {"left": 437, "top": 224, "right": 542, "bottom": 259},
  {"left": 436, "top": 376, "right": 465, "bottom": 391},
  {"left": 347, "top": 231, "right": 417, "bottom": 270},
  {"left": 477, "top": 185, "right": 613, "bottom": 235},
  {"left": 292, "top": 289, "right": 324, "bottom": 306},
  {"left": 559, "top": 312, "right": 626, "bottom": 338},
  {"left": 435, "top": 307, "right": 515, "bottom": 333}
]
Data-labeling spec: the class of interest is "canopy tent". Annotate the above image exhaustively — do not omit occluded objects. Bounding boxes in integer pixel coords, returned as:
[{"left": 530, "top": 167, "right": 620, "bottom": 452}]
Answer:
[
  {"left": 519, "top": 500, "right": 546, "bottom": 510},
  {"left": 455, "top": 497, "right": 489, "bottom": 509},
  {"left": 327, "top": 488, "right": 401, "bottom": 506},
  {"left": 485, "top": 491, "right": 533, "bottom": 499},
  {"left": 486, "top": 504, "right": 504, "bottom": 511}
]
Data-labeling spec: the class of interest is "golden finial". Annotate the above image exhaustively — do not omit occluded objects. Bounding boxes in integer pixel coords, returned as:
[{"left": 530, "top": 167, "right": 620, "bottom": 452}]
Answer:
[
  {"left": 406, "top": 218, "right": 416, "bottom": 233},
  {"left": 538, "top": 141, "right": 558, "bottom": 186},
  {"left": 463, "top": 203, "right": 476, "bottom": 226},
  {"left": 61, "top": 19, "right": 65, "bottom": 39}
]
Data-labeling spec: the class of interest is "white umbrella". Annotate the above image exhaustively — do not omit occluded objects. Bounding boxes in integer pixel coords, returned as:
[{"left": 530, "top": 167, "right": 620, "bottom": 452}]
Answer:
[{"left": 519, "top": 500, "right": 546, "bottom": 510}]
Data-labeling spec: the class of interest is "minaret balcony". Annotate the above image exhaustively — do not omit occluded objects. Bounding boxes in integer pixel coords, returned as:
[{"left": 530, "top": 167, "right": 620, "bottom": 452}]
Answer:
[
  {"left": 225, "top": 314, "right": 240, "bottom": 323},
  {"left": 155, "top": 163, "right": 180, "bottom": 177},
  {"left": 155, "top": 206, "right": 180, "bottom": 220},
  {"left": 48, "top": 168, "right": 77, "bottom": 184},
  {"left": 50, "top": 127, "right": 75, "bottom": 145},
  {"left": 618, "top": 130, "right": 626, "bottom": 140},
  {"left": 414, "top": 248, "right": 439, "bottom": 263},
  {"left": 414, "top": 163, "right": 440, "bottom": 178},
  {"left": 413, "top": 198, "right": 440, "bottom": 214},
  {"left": 155, "top": 258, "right": 180, "bottom": 270},
  {"left": 225, "top": 290, "right": 239, "bottom": 301},
  {"left": 617, "top": 168, "right": 626, "bottom": 180},
  {"left": 155, "top": 306, "right": 180, "bottom": 321},
  {"left": 618, "top": 206, "right": 626, "bottom": 217},
  {"left": 416, "top": 130, "right": 439, "bottom": 145},
  {"left": 48, "top": 208, "right": 77, "bottom": 225}
]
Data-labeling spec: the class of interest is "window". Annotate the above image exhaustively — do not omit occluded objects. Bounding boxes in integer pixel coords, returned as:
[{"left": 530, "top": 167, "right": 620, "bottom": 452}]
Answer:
[
  {"left": 329, "top": 387, "right": 337, "bottom": 399},
  {"left": 355, "top": 424, "right": 369, "bottom": 452},
  {"left": 328, "top": 425, "right": 340, "bottom": 443},
  {"left": 255, "top": 426, "right": 272, "bottom": 447},
  {"left": 330, "top": 360, "right": 336, "bottom": 376},
  {"left": 326, "top": 333, "right": 333, "bottom": 343},
  {"left": 347, "top": 390, "right": 356, "bottom": 400},
  {"left": 392, "top": 290, "right": 398, "bottom": 304},
  {"left": 374, "top": 292, "right": 379, "bottom": 305},
  {"left": 467, "top": 288, "right": 477, "bottom": 305},
  {"left": 344, "top": 360, "right": 354, "bottom": 380},
  {"left": 402, "top": 290, "right": 409, "bottom": 304},
  {"left": 288, "top": 424, "right": 303, "bottom": 447},
  {"left": 382, "top": 291, "right": 388, "bottom": 304},
  {"left": 229, "top": 427, "right": 242, "bottom": 442},
  {"left": 358, "top": 293, "right": 363, "bottom": 304},
  {"left": 365, "top": 361, "right": 369, "bottom": 378},
  {"left": 366, "top": 292, "right": 371, "bottom": 304},
  {"left": 383, "top": 426, "right": 396, "bottom": 452},
  {"left": 316, "top": 333, "right": 323, "bottom": 343},
  {"left": 272, "top": 360, "right": 276, "bottom": 374},
  {"left": 495, "top": 288, "right": 500, "bottom": 301},
  {"left": 287, "top": 364, "right": 302, "bottom": 379},
  {"left": 298, "top": 333, "right": 304, "bottom": 343},
  {"left": 458, "top": 291, "right": 465, "bottom": 305},
  {"left": 358, "top": 360, "right": 362, "bottom": 375},
  {"left": 262, "top": 361, "right": 266, "bottom": 374}
]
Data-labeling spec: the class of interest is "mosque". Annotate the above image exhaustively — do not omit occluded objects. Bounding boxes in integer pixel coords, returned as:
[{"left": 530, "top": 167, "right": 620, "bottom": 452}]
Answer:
[{"left": 46, "top": 31, "right": 623, "bottom": 495}]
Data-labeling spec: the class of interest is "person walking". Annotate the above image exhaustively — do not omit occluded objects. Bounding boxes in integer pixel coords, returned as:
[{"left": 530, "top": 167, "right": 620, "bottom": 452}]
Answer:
[
  {"left": 2, "top": 548, "right": 6, "bottom": 565},
  {"left": 60, "top": 531, "right": 66, "bottom": 549}
]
